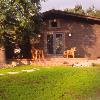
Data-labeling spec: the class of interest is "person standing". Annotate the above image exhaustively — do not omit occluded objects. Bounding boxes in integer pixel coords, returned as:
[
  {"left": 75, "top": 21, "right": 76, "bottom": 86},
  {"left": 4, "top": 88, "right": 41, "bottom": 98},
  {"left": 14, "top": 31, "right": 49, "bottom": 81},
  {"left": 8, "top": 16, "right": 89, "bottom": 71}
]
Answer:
[{"left": 14, "top": 44, "right": 21, "bottom": 59}]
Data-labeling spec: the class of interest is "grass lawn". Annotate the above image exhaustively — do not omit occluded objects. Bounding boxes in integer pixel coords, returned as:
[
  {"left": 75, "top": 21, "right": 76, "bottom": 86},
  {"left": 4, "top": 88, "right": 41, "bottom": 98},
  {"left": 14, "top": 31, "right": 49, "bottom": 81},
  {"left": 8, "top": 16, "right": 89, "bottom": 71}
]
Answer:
[{"left": 0, "top": 65, "right": 100, "bottom": 100}]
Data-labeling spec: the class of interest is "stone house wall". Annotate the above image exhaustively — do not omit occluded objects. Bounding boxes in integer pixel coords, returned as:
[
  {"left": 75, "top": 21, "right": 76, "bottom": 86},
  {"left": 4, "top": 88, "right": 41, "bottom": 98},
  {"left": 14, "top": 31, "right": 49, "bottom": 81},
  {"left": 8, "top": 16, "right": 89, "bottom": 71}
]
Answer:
[{"left": 42, "top": 17, "right": 100, "bottom": 59}]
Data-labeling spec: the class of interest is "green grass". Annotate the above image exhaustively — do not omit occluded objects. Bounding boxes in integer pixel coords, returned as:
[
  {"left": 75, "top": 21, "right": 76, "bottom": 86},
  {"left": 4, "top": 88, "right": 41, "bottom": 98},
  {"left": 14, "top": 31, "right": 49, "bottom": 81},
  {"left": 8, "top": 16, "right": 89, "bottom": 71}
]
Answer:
[{"left": 0, "top": 65, "right": 100, "bottom": 100}]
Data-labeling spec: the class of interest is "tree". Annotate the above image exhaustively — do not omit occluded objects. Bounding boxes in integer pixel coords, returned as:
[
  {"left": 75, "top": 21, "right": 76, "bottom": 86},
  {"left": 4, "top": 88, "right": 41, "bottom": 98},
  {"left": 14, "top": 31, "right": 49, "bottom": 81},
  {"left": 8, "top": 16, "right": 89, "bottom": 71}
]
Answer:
[
  {"left": 65, "top": 5, "right": 85, "bottom": 15},
  {"left": 74, "top": 5, "right": 85, "bottom": 15},
  {"left": 94, "top": 10, "right": 100, "bottom": 17},
  {"left": 64, "top": 5, "right": 100, "bottom": 17},
  {"left": 86, "top": 6, "right": 95, "bottom": 16},
  {"left": 0, "top": 0, "right": 44, "bottom": 58},
  {"left": 0, "top": 0, "right": 43, "bottom": 37},
  {"left": 86, "top": 6, "right": 100, "bottom": 17}
]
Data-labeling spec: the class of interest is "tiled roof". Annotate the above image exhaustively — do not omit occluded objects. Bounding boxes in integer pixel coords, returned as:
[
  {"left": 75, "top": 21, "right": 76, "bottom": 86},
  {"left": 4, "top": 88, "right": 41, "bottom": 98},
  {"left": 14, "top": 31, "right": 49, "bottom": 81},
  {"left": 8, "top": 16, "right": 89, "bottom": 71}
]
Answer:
[{"left": 42, "top": 9, "right": 100, "bottom": 24}]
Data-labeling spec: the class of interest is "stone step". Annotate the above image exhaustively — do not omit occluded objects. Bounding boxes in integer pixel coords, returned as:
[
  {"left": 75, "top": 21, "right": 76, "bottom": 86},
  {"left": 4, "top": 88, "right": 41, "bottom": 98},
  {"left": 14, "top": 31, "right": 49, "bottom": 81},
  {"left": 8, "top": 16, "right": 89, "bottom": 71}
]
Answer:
[
  {"left": 9, "top": 57, "right": 98, "bottom": 67},
  {"left": 32, "top": 57, "right": 90, "bottom": 66},
  {"left": 46, "top": 56, "right": 87, "bottom": 60}
]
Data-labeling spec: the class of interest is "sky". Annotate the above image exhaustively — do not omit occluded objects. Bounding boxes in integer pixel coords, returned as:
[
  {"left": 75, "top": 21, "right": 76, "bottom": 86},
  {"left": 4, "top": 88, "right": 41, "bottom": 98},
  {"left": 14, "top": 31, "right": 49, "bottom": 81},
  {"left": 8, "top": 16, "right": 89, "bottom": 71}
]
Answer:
[{"left": 41, "top": 0, "right": 100, "bottom": 12}]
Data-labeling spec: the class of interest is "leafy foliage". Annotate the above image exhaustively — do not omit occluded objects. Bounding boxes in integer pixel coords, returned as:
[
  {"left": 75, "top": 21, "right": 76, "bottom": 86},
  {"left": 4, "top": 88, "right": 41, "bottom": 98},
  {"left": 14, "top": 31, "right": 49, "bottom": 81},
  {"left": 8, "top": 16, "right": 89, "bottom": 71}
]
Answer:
[
  {"left": 65, "top": 5, "right": 85, "bottom": 15},
  {"left": 0, "top": 0, "right": 43, "bottom": 37},
  {"left": 0, "top": 0, "right": 44, "bottom": 58},
  {"left": 65, "top": 5, "right": 100, "bottom": 17}
]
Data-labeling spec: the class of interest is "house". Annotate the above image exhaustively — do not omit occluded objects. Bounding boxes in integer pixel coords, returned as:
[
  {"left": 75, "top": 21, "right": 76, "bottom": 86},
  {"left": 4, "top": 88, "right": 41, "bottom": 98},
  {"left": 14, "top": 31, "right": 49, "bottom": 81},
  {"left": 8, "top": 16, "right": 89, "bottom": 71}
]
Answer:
[
  {"left": 35, "top": 9, "right": 100, "bottom": 59},
  {"left": 1, "top": 9, "right": 100, "bottom": 65}
]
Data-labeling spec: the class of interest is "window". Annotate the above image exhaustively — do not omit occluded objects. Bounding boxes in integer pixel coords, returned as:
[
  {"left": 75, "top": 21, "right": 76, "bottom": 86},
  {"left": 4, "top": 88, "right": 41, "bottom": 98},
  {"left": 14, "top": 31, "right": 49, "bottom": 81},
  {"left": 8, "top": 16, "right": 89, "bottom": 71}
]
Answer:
[
  {"left": 49, "top": 19, "right": 59, "bottom": 28},
  {"left": 51, "top": 21, "right": 57, "bottom": 27}
]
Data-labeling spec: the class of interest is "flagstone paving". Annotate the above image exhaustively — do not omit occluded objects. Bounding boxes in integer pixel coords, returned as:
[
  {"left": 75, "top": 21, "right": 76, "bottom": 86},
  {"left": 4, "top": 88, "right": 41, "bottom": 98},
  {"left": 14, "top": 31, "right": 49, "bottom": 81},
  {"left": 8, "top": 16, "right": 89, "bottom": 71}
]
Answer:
[
  {"left": 0, "top": 68, "right": 40, "bottom": 76},
  {"left": 0, "top": 74, "right": 5, "bottom": 76},
  {"left": 7, "top": 72, "right": 20, "bottom": 74},
  {"left": 22, "top": 69, "right": 35, "bottom": 72}
]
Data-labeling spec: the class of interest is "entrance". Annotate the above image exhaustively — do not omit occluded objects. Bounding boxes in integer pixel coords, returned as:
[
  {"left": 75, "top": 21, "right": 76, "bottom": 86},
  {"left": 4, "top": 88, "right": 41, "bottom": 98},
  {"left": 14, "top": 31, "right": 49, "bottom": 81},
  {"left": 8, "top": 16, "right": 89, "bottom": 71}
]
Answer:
[{"left": 47, "top": 32, "right": 64, "bottom": 55}]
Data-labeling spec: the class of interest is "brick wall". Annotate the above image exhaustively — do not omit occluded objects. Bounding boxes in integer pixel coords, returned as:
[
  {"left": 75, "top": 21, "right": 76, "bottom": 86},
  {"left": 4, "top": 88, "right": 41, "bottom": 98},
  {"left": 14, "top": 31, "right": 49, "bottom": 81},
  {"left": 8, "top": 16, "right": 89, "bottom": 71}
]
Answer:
[{"left": 42, "top": 18, "right": 100, "bottom": 59}]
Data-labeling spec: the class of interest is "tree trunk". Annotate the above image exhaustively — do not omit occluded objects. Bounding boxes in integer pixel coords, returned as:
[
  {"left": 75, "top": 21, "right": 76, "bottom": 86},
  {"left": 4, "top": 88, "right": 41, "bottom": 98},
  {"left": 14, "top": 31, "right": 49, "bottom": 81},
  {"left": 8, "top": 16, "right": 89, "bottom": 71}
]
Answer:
[{"left": 0, "top": 47, "right": 6, "bottom": 66}]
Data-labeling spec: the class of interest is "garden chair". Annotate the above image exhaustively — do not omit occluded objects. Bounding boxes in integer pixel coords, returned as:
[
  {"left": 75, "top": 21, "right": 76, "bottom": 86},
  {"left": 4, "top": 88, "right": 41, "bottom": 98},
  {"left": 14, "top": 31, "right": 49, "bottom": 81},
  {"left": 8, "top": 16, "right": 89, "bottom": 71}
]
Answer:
[
  {"left": 31, "top": 47, "right": 44, "bottom": 60},
  {"left": 63, "top": 47, "right": 76, "bottom": 58}
]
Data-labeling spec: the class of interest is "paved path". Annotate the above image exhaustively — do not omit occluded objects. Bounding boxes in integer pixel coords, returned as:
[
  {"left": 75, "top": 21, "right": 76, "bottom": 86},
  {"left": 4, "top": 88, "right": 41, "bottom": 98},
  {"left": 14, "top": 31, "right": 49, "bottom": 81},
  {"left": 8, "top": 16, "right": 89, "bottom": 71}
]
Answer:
[{"left": 0, "top": 68, "right": 40, "bottom": 76}]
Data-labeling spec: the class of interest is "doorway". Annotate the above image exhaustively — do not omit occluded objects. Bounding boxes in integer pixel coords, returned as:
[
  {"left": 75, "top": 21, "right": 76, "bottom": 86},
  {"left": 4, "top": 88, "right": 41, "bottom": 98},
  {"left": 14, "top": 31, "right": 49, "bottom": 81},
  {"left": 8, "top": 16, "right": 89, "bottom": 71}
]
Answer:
[{"left": 47, "top": 32, "right": 64, "bottom": 55}]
